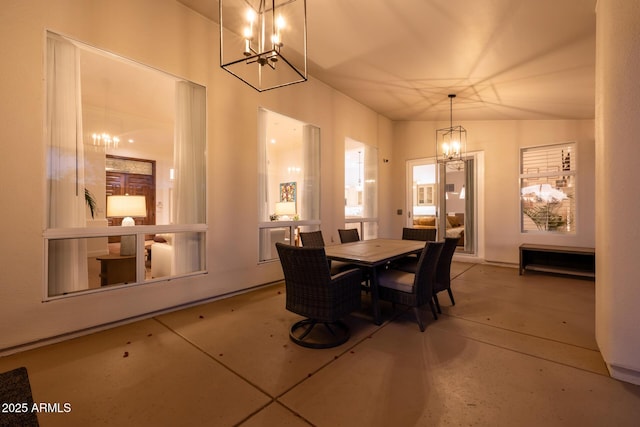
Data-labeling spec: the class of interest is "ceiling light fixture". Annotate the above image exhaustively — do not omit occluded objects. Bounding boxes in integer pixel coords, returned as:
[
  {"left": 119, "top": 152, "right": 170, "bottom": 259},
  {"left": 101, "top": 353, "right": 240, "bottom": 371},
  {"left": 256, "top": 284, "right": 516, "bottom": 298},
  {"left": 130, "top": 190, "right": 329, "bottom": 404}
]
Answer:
[
  {"left": 436, "top": 94, "right": 466, "bottom": 167},
  {"left": 92, "top": 132, "right": 119, "bottom": 149},
  {"left": 219, "top": 0, "right": 308, "bottom": 92}
]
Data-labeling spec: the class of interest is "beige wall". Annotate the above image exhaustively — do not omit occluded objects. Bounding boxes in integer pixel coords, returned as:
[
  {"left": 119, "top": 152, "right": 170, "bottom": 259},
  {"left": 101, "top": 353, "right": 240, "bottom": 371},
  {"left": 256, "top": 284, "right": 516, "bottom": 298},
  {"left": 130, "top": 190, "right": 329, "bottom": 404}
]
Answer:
[
  {"left": 0, "top": 0, "right": 390, "bottom": 350},
  {"left": 595, "top": 0, "right": 640, "bottom": 385},
  {"left": 391, "top": 119, "right": 595, "bottom": 263},
  {"left": 0, "top": 0, "right": 595, "bottom": 352}
]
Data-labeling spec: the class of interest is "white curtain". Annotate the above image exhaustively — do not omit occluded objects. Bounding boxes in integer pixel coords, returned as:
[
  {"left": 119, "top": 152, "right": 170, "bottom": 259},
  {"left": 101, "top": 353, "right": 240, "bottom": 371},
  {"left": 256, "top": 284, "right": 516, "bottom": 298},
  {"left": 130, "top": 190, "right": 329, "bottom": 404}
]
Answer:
[
  {"left": 363, "top": 144, "right": 378, "bottom": 239},
  {"left": 173, "top": 81, "right": 206, "bottom": 274},
  {"left": 302, "top": 124, "right": 320, "bottom": 221},
  {"left": 363, "top": 145, "right": 378, "bottom": 219},
  {"left": 47, "top": 34, "right": 88, "bottom": 296},
  {"left": 257, "top": 109, "right": 273, "bottom": 260},
  {"left": 257, "top": 108, "right": 269, "bottom": 221}
]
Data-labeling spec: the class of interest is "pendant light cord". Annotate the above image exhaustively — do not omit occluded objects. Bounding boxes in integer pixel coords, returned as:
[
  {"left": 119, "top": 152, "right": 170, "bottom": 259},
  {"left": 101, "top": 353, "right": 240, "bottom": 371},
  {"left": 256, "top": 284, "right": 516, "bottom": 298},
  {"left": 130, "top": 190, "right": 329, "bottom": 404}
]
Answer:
[{"left": 449, "top": 93, "right": 455, "bottom": 128}]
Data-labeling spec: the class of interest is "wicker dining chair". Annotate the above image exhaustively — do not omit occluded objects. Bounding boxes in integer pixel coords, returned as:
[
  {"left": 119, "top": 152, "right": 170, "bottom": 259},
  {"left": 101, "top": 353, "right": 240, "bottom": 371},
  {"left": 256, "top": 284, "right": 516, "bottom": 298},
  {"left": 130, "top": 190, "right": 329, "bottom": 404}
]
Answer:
[
  {"left": 276, "top": 243, "right": 362, "bottom": 348},
  {"left": 300, "top": 230, "right": 355, "bottom": 275},
  {"left": 338, "top": 228, "right": 360, "bottom": 243},
  {"left": 300, "top": 230, "right": 336, "bottom": 271},
  {"left": 392, "top": 237, "right": 459, "bottom": 313},
  {"left": 432, "top": 237, "right": 460, "bottom": 313},
  {"left": 377, "top": 241, "right": 444, "bottom": 331},
  {"left": 299, "top": 230, "right": 326, "bottom": 248},
  {"left": 402, "top": 227, "right": 436, "bottom": 242},
  {"left": 393, "top": 227, "right": 436, "bottom": 270}
]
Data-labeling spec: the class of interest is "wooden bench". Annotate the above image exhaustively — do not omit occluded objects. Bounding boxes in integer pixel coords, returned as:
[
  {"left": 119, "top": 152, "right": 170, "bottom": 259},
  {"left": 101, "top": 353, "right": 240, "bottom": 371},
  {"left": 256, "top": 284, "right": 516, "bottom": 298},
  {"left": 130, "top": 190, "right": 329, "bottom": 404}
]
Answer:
[{"left": 519, "top": 244, "right": 595, "bottom": 279}]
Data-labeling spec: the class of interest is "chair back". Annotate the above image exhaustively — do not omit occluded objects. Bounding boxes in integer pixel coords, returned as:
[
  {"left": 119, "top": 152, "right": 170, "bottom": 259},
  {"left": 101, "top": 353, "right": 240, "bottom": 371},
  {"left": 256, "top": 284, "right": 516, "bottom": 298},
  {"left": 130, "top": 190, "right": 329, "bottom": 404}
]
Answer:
[
  {"left": 276, "top": 242, "right": 332, "bottom": 284},
  {"left": 413, "top": 241, "right": 444, "bottom": 302},
  {"left": 276, "top": 242, "right": 360, "bottom": 322},
  {"left": 299, "top": 230, "right": 325, "bottom": 247},
  {"left": 338, "top": 228, "right": 360, "bottom": 243},
  {"left": 434, "top": 237, "right": 458, "bottom": 291},
  {"left": 402, "top": 227, "right": 436, "bottom": 242}
]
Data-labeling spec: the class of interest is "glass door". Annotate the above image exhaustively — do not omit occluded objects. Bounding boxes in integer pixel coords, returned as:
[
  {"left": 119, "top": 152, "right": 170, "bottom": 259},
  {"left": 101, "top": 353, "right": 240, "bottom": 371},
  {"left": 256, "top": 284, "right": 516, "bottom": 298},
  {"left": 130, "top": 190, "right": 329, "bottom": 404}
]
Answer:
[
  {"left": 438, "top": 156, "right": 476, "bottom": 254},
  {"left": 408, "top": 156, "right": 477, "bottom": 255},
  {"left": 406, "top": 159, "right": 438, "bottom": 232}
]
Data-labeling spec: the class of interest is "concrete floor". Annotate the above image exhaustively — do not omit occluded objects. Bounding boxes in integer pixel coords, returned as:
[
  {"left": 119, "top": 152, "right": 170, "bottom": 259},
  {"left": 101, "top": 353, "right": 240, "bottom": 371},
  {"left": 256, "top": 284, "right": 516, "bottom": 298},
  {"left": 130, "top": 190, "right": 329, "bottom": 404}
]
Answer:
[{"left": 2, "top": 263, "right": 640, "bottom": 426}]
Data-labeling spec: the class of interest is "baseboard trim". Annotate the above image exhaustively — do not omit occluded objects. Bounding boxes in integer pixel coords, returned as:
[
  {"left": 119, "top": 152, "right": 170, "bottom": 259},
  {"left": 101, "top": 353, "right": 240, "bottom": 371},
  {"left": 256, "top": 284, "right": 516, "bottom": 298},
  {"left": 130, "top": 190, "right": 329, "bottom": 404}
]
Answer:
[{"left": 607, "top": 363, "right": 640, "bottom": 386}]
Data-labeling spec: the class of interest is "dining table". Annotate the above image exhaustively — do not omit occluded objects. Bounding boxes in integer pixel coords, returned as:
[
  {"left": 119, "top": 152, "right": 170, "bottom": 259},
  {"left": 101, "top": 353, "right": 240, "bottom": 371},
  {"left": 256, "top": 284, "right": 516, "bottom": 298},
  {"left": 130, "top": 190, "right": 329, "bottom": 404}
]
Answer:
[{"left": 324, "top": 238, "right": 426, "bottom": 325}]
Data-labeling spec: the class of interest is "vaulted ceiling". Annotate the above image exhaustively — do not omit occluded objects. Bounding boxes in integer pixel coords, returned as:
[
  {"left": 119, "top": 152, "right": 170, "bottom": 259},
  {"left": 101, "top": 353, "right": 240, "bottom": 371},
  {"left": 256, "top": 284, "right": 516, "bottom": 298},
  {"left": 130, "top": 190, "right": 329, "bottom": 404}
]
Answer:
[{"left": 179, "top": 0, "right": 596, "bottom": 121}]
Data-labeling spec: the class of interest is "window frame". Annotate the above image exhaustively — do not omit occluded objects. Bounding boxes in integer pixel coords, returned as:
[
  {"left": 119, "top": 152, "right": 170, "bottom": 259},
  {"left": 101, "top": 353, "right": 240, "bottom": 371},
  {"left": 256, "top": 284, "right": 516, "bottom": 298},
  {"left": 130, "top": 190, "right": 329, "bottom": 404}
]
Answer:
[
  {"left": 519, "top": 142, "right": 576, "bottom": 234},
  {"left": 43, "top": 225, "right": 207, "bottom": 301},
  {"left": 44, "top": 31, "right": 208, "bottom": 300},
  {"left": 344, "top": 139, "right": 378, "bottom": 239},
  {"left": 257, "top": 108, "right": 321, "bottom": 262}
]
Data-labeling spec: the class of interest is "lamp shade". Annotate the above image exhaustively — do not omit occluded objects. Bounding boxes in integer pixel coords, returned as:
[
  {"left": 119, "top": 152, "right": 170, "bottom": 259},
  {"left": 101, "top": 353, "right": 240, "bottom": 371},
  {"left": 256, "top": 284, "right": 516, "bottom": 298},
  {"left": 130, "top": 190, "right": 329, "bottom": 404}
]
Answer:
[
  {"left": 107, "top": 195, "right": 147, "bottom": 218},
  {"left": 275, "top": 201, "right": 296, "bottom": 216}
]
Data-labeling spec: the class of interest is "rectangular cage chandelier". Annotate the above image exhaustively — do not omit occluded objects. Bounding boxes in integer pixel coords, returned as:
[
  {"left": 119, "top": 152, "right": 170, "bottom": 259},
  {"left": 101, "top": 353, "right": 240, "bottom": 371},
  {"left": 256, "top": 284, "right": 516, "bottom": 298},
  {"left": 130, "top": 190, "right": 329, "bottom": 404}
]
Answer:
[
  {"left": 436, "top": 94, "right": 467, "bottom": 168},
  {"left": 219, "top": 0, "right": 308, "bottom": 92}
]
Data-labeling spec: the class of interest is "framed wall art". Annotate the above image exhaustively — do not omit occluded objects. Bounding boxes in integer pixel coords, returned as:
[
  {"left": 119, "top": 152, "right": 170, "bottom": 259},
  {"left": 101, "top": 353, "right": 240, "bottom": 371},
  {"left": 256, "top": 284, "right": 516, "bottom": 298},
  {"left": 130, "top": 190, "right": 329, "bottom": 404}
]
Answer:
[{"left": 280, "top": 182, "right": 297, "bottom": 202}]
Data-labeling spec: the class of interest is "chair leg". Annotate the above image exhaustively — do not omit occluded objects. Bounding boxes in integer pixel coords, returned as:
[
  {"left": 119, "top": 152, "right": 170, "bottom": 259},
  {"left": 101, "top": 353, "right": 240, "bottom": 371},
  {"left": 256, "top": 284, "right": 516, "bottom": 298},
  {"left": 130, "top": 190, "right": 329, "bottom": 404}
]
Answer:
[
  {"left": 433, "top": 294, "right": 442, "bottom": 314},
  {"left": 361, "top": 269, "right": 370, "bottom": 294},
  {"left": 296, "top": 319, "right": 317, "bottom": 341},
  {"left": 428, "top": 300, "right": 438, "bottom": 320},
  {"left": 412, "top": 307, "right": 425, "bottom": 332},
  {"left": 447, "top": 288, "right": 455, "bottom": 306}
]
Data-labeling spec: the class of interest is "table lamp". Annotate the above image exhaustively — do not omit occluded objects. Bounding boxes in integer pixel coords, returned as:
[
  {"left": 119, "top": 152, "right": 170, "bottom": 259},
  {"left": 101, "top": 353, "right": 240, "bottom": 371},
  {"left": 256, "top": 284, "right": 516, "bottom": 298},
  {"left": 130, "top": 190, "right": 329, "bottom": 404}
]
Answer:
[
  {"left": 275, "top": 201, "right": 296, "bottom": 220},
  {"left": 107, "top": 194, "right": 147, "bottom": 256}
]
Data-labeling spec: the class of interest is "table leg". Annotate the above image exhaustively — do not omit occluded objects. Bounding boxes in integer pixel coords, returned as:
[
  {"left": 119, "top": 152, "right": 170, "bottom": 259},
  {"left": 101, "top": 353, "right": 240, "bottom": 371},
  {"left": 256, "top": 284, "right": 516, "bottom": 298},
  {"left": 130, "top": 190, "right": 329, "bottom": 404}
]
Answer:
[{"left": 370, "top": 267, "right": 382, "bottom": 325}]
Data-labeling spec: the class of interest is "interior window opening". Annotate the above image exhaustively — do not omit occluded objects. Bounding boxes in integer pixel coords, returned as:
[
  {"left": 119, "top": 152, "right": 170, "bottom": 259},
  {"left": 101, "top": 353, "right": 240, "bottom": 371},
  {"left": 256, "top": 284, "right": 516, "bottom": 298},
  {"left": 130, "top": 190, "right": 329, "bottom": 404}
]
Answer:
[
  {"left": 257, "top": 108, "right": 320, "bottom": 262},
  {"left": 344, "top": 138, "right": 378, "bottom": 240},
  {"left": 45, "top": 31, "right": 207, "bottom": 299}
]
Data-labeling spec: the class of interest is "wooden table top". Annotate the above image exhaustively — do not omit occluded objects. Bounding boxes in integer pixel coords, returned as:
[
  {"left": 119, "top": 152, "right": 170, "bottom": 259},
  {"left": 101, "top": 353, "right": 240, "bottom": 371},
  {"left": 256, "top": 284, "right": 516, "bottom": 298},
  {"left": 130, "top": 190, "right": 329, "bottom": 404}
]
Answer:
[{"left": 324, "top": 238, "right": 425, "bottom": 267}]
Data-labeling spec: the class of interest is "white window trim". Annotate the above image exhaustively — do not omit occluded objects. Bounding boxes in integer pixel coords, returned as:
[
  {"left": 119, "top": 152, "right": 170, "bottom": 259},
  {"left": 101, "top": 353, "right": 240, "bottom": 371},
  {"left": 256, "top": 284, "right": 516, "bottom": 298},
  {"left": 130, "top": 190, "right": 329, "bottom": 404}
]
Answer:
[
  {"left": 519, "top": 142, "right": 577, "bottom": 234},
  {"left": 43, "top": 224, "right": 207, "bottom": 301}
]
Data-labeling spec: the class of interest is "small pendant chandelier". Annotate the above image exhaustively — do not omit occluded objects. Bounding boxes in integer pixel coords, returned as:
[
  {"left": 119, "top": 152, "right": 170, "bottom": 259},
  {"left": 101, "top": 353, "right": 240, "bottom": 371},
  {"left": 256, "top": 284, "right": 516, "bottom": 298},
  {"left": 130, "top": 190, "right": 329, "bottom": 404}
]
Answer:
[
  {"left": 436, "top": 94, "right": 467, "bottom": 167},
  {"left": 219, "top": 0, "right": 308, "bottom": 92},
  {"left": 91, "top": 132, "right": 119, "bottom": 150}
]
